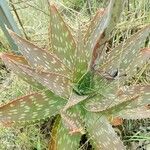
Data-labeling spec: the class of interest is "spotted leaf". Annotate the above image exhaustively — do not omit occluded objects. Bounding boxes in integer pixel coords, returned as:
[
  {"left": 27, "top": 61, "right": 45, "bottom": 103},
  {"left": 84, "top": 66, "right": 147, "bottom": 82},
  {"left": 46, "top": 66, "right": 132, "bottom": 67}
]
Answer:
[
  {"left": 85, "top": 112, "right": 126, "bottom": 150},
  {"left": 84, "top": 92, "right": 139, "bottom": 113},
  {"left": 49, "top": 3, "right": 76, "bottom": 69},
  {"left": 85, "top": 84, "right": 150, "bottom": 112},
  {"left": 74, "top": 22, "right": 88, "bottom": 81},
  {"left": 16, "top": 64, "right": 71, "bottom": 98},
  {"left": 125, "top": 47, "right": 150, "bottom": 79},
  {"left": 84, "top": 8, "right": 105, "bottom": 45},
  {"left": 0, "top": 53, "right": 43, "bottom": 89},
  {"left": 8, "top": 29, "right": 71, "bottom": 77},
  {"left": 117, "top": 85, "right": 150, "bottom": 109},
  {"left": 116, "top": 106, "right": 150, "bottom": 120},
  {"left": 101, "top": 26, "right": 150, "bottom": 83},
  {"left": 49, "top": 115, "right": 81, "bottom": 150},
  {"left": 61, "top": 106, "right": 85, "bottom": 134},
  {"left": 0, "top": 90, "right": 66, "bottom": 125},
  {"left": 86, "top": 0, "right": 124, "bottom": 69},
  {"left": 63, "top": 92, "right": 88, "bottom": 111}
]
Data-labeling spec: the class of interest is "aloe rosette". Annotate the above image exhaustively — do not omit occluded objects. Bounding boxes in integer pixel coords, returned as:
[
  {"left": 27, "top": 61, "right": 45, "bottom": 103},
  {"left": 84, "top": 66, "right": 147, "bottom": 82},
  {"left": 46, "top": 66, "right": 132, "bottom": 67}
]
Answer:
[{"left": 0, "top": 0, "right": 150, "bottom": 149}]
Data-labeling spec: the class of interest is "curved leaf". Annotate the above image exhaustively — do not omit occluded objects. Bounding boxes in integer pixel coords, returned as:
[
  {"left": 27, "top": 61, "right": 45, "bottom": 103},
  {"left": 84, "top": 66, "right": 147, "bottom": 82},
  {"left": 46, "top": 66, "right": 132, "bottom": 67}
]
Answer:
[
  {"left": 17, "top": 64, "right": 72, "bottom": 98},
  {"left": 116, "top": 106, "right": 150, "bottom": 120},
  {"left": 85, "top": 112, "right": 125, "bottom": 150},
  {"left": 49, "top": 115, "right": 81, "bottom": 150},
  {"left": 74, "top": 22, "right": 88, "bottom": 81},
  {"left": 117, "top": 85, "right": 150, "bottom": 109},
  {"left": 61, "top": 106, "right": 85, "bottom": 134},
  {"left": 84, "top": 93, "right": 138, "bottom": 113},
  {"left": 0, "top": 90, "right": 66, "bottom": 125},
  {"left": 84, "top": 8, "right": 105, "bottom": 45},
  {"left": 85, "top": 85, "right": 150, "bottom": 112},
  {"left": 0, "top": 53, "right": 43, "bottom": 89},
  {"left": 8, "top": 29, "right": 71, "bottom": 77},
  {"left": 101, "top": 26, "right": 150, "bottom": 83},
  {"left": 48, "top": 3, "right": 76, "bottom": 69},
  {"left": 86, "top": 0, "right": 124, "bottom": 69}
]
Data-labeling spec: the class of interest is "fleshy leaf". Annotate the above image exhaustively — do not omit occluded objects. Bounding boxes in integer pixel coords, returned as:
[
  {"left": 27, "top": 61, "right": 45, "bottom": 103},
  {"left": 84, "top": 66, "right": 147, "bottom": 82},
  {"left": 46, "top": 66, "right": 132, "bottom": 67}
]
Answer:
[
  {"left": 116, "top": 106, "right": 150, "bottom": 120},
  {"left": 84, "top": 80, "right": 118, "bottom": 112},
  {"left": 8, "top": 29, "right": 71, "bottom": 77},
  {"left": 63, "top": 92, "right": 88, "bottom": 111},
  {"left": 0, "top": 90, "right": 66, "bottom": 125},
  {"left": 49, "top": 115, "right": 81, "bottom": 150},
  {"left": 85, "top": 84, "right": 150, "bottom": 112},
  {"left": 61, "top": 106, "right": 85, "bottom": 134},
  {"left": 125, "top": 47, "right": 150, "bottom": 79},
  {"left": 117, "top": 85, "right": 150, "bottom": 109},
  {"left": 101, "top": 26, "right": 150, "bottom": 83},
  {"left": 85, "top": 112, "right": 126, "bottom": 150},
  {"left": 49, "top": 3, "right": 76, "bottom": 69},
  {"left": 84, "top": 93, "right": 139, "bottom": 113},
  {"left": 73, "top": 22, "right": 88, "bottom": 81},
  {"left": 84, "top": 8, "right": 105, "bottom": 45},
  {"left": 17, "top": 64, "right": 72, "bottom": 98},
  {"left": 86, "top": 0, "right": 124, "bottom": 69},
  {"left": 0, "top": 53, "right": 43, "bottom": 89}
]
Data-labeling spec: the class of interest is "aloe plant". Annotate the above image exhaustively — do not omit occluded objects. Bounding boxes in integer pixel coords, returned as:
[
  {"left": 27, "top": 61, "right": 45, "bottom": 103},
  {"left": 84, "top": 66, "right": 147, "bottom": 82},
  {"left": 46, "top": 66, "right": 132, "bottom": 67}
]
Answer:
[{"left": 0, "top": 0, "right": 150, "bottom": 149}]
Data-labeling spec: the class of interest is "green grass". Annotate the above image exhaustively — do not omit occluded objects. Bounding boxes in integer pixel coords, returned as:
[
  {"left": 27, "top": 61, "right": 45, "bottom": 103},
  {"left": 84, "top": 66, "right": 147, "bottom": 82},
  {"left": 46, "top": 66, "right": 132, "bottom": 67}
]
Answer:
[{"left": 0, "top": 0, "right": 150, "bottom": 149}]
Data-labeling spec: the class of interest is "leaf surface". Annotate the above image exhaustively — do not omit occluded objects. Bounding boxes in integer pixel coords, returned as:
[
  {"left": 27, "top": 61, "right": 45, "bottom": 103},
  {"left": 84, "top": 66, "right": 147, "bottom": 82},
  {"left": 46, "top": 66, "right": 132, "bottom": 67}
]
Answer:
[
  {"left": 49, "top": 116, "right": 81, "bottom": 150},
  {"left": 8, "top": 29, "right": 71, "bottom": 77},
  {"left": 116, "top": 106, "right": 150, "bottom": 119},
  {"left": 86, "top": 0, "right": 124, "bottom": 69},
  {"left": 17, "top": 64, "right": 72, "bottom": 98},
  {"left": 74, "top": 22, "right": 88, "bottom": 81},
  {"left": 0, "top": 53, "right": 43, "bottom": 89},
  {"left": 85, "top": 112, "right": 126, "bottom": 150},
  {"left": 61, "top": 106, "right": 85, "bottom": 135},
  {"left": 49, "top": 4, "right": 76, "bottom": 70},
  {"left": 101, "top": 26, "right": 150, "bottom": 83},
  {"left": 0, "top": 90, "right": 66, "bottom": 125},
  {"left": 84, "top": 9, "right": 105, "bottom": 45},
  {"left": 117, "top": 85, "right": 150, "bottom": 109}
]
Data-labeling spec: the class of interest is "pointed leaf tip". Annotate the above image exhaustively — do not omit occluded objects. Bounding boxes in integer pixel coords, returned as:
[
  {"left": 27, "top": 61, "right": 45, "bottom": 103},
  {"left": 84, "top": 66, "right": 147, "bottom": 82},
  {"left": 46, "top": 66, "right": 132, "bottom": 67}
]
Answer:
[
  {"left": 7, "top": 30, "right": 71, "bottom": 77},
  {"left": 49, "top": 3, "right": 76, "bottom": 69},
  {"left": 0, "top": 91, "right": 65, "bottom": 124}
]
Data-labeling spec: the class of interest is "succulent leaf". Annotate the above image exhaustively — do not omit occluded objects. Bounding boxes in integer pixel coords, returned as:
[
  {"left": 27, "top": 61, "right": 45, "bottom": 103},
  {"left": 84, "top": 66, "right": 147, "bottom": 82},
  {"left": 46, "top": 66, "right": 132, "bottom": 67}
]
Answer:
[
  {"left": 0, "top": 53, "right": 43, "bottom": 89},
  {"left": 84, "top": 8, "right": 105, "bottom": 45},
  {"left": 49, "top": 3, "right": 76, "bottom": 69},
  {"left": 101, "top": 26, "right": 150, "bottom": 83},
  {"left": 84, "top": 93, "right": 138, "bottom": 113},
  {"left": 0, "top": 1, "right": 149, "bottom": 149},
  {"left": 8, "top": 29, "right": 71, "bottom": 77},
  {"left": 85, "top": 112, "right": 126, "bottom": 150},
  {"left": 74, "top": 22, "right": 88, "bottom": 81},
  {"left": 61, "top": 106, "right": 85, "bottom": 134},
  {"left": 117, "top": 85, "right": 150, "bottom": 109},
  {"left": 116, "top": 106, "right": 150, "bottom": 120},
  {"left": 63, "top": 93, "right": 88, "bottom": 110},
  {"left": 74, "top": 71, "right": 94, "bottom": 95},
  {"left": 0, "top": 90, "right": 66, "bottom": 125},
  {"left": 86, "top": 0, "right": 124, "bottom": 69},
  {"left": 16, "top": 64, "right": 72, "bottom": 98},
  {"left": 85, "top": 84, "right": 150, "bottom": 112},
  {"left": 125, "top": 47, "right": 150, "bottom": 79},
  {"left": 49, "top": 115, "right": 81, "bottom": 150}
]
